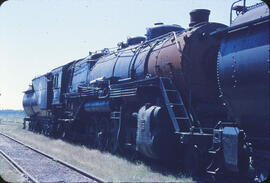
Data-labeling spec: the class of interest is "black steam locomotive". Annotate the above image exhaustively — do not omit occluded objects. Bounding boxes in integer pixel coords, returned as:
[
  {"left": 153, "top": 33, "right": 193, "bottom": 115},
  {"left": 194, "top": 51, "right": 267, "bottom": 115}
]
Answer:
[{"left": 23, "top": 1, "right": 269, "bottom": 181}]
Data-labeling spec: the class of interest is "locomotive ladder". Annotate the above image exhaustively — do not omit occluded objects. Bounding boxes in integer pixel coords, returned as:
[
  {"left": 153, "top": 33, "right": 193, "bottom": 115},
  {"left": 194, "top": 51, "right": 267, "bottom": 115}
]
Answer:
[
  {"left": 159, "top": 77, "right": 192, "bottom": 133},
  {"left": 109, "top": 107, "right": 122, "bottom": 153},
  {"left": 206, "top": 128, "right": 223, "bottom": 175}
]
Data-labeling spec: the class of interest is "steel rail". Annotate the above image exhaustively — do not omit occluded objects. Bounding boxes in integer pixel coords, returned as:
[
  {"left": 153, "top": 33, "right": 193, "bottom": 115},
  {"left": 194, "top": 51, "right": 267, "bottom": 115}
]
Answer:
[
  {"left": 0, "top": 149, "right": 38, "bottom": 183},
  {"left": 0, "top": 132, "right": 106, "bottom": 183}
]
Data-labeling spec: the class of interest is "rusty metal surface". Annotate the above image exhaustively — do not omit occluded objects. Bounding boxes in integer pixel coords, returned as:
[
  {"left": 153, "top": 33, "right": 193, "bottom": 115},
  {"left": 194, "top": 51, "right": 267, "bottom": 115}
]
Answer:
[{"left": 147, "top": 22, "right": 227, "bottom": 103}]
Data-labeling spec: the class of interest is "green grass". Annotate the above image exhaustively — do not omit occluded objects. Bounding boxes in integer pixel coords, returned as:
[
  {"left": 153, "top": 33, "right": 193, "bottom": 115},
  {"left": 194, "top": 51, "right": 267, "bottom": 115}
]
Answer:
[
  {"left": 0, "top": 114, "right": 195, "bottom": 182},
  {"left": 0, "top": 124, "right": 195, "bottom": 182}
]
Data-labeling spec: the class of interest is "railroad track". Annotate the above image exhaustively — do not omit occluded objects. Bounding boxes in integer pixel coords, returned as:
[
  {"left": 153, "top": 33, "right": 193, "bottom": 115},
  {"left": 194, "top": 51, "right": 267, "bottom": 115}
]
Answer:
[{"left": 0, "top": 132, "right": 106, "bottom": 183}]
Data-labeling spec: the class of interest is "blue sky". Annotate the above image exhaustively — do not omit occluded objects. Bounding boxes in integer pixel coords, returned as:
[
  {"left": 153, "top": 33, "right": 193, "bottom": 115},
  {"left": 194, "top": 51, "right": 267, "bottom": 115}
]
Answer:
[{"left": 0, "top": 0, "right": 263, "bottom": 109}]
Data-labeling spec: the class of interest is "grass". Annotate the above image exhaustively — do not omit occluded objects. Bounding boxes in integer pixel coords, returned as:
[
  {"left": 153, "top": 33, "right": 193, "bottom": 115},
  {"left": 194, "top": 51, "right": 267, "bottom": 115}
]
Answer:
[
  {"left": 0, "top": 116, "right": 195, "bottom": 182},
  {"left": 0, "top": 110, "right": 25, "bottom": 124}
]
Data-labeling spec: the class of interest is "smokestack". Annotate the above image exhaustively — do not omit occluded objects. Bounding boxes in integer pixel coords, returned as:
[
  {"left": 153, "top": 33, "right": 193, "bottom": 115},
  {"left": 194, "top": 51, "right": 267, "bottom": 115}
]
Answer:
[{"left": 189, "top": 9, "right": 210, "bottom": 27}]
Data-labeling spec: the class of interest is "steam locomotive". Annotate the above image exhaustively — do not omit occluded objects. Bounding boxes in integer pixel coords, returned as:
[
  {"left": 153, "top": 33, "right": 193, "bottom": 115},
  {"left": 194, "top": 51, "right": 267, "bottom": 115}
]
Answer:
[{"left": 23, "top": 1, "right": 269, "bottom": 181}]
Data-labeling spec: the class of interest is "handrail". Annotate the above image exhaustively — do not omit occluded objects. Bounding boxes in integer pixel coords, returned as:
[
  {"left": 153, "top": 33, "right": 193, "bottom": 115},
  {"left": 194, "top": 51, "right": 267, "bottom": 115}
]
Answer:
[{"left": 230, "top": 0, "right": 244, "bottom": 25}]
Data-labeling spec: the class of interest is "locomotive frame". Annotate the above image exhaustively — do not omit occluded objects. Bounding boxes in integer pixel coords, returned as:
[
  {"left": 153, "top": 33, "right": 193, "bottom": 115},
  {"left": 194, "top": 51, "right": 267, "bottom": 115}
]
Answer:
[{"left": 23, "top": 0, "right": 269, "bottom": 181}]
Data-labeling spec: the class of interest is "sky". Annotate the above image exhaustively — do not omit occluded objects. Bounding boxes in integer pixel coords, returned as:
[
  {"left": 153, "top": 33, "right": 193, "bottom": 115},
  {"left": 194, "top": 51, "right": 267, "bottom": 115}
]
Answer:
[{"left": 0, "top": 0, "right": 264, "bottom": 109}]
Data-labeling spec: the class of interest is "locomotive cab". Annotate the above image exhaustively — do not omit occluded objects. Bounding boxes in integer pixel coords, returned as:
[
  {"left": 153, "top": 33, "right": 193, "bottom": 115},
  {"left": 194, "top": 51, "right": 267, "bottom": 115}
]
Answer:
[{"left": 51, "top": 67, "right": 63, "bottom": 106}]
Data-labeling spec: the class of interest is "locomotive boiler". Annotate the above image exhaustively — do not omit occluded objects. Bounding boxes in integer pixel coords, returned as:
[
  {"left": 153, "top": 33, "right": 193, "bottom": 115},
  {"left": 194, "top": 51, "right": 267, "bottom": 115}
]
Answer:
[{"left": 23, "top": 0, "right": 269, "bottom": 181}]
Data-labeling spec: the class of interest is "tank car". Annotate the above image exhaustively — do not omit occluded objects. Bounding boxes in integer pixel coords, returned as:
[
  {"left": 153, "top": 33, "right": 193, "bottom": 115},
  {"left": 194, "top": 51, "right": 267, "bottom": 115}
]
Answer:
[{"left": 23, "top": 0, "right": 269, "bottom": 181}]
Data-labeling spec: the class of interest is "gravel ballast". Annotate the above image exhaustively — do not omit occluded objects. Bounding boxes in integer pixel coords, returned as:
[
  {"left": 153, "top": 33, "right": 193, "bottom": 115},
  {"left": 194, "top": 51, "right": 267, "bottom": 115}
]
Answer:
[{"left": 0, "top": 133, "right": 97, "bottom": 183}]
